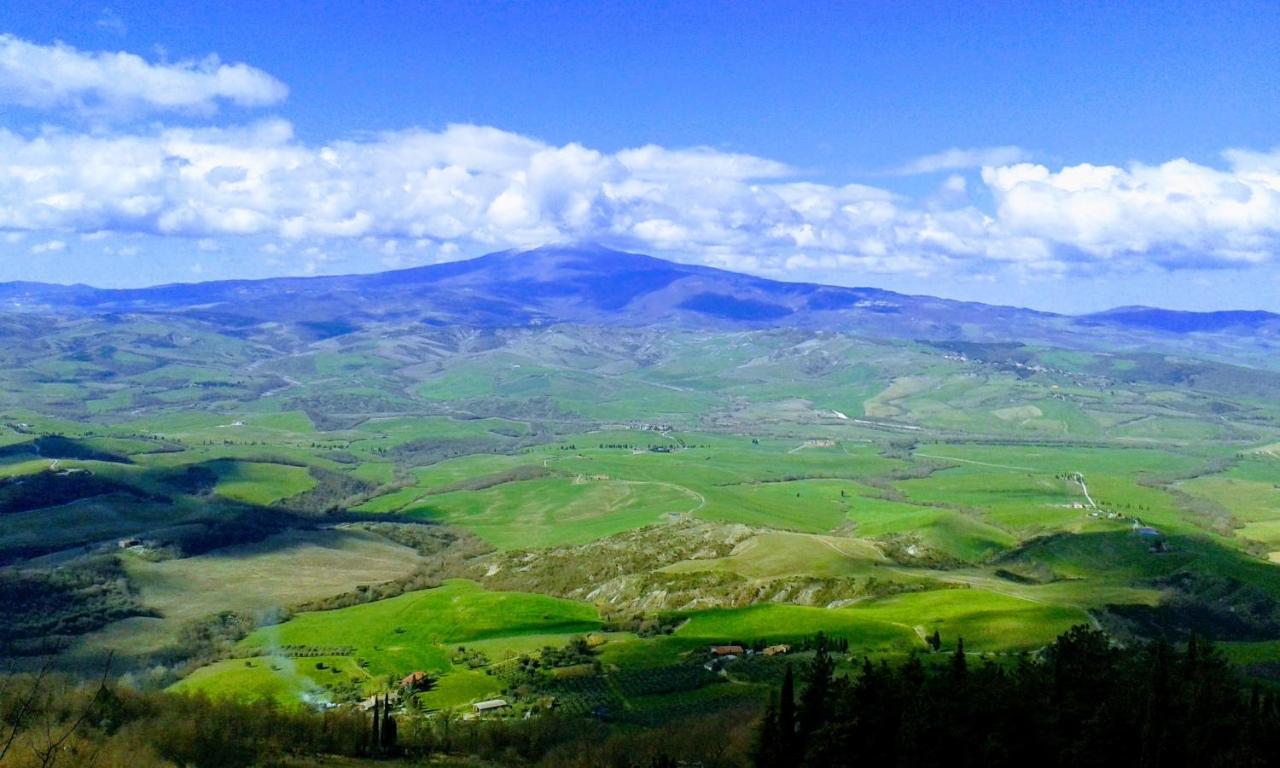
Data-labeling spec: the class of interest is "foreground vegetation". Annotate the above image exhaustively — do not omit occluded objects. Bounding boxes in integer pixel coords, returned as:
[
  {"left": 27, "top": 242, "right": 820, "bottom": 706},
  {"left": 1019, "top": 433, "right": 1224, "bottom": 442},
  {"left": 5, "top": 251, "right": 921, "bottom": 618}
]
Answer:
[{"left": 2, "top": 626, "right": 1274, "bottom": 768}]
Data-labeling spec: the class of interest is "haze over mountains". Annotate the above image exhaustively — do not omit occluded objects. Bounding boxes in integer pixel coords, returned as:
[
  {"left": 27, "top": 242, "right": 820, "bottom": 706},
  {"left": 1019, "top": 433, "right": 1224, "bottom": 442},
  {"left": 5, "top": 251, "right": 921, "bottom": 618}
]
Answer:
[{"left": 1, "top": 246, "right": 1277, "bottom": 361}]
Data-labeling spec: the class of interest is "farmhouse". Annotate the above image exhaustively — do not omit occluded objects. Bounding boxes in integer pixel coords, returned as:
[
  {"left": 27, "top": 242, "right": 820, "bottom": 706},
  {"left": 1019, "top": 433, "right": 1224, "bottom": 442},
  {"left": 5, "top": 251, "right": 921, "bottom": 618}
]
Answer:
[
  {"left": 762, "top": 644, "right": 791, "bottom": 656},
  {"left": 709, "top": 645, "right": 745, "bottom": 657},
  {"left": 400, "top": 671, "right": 431, "bottom": 690},
  {"left": 473, "top": 699, "right": 510, "bottom": 715}
]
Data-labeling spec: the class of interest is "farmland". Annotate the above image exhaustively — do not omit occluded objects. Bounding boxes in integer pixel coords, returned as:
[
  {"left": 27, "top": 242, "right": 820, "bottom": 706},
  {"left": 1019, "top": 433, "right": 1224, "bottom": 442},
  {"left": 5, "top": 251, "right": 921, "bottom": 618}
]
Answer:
[{"left": 1, "top": 306, "right": 1279, "bottom": 728}]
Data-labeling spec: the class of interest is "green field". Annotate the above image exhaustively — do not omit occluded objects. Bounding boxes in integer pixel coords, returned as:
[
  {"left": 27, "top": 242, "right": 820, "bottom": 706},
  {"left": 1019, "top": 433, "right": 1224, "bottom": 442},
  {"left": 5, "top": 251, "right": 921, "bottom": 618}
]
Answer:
[
  {"left": 3, "top": 321, "right": 1279, "bottom": 720},
  {"left": 239, "top": 580, "right": 601, "bottom": 674},
  {"left": 406, "top": 473, "right": 701, "bottom": 548},
  {"left": 209, "top": 460, "right": 317, "bottom": 504},
  {"left": 172, "top": 580, "right": 605, "bottom": 707}
]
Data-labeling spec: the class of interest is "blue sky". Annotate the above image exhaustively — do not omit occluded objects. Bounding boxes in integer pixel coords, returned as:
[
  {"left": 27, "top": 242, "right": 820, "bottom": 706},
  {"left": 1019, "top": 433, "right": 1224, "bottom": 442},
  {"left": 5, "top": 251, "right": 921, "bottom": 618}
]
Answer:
[{"left": 1, "top": 1, "right": 1279, "bottom": 312}]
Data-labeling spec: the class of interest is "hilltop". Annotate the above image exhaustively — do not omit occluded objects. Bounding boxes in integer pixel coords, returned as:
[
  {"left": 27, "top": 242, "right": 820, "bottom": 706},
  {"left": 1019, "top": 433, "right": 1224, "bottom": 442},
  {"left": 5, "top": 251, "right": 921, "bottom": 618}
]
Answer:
[{"left": 1, "top": 246, "right": 1277, "bottom": 366}]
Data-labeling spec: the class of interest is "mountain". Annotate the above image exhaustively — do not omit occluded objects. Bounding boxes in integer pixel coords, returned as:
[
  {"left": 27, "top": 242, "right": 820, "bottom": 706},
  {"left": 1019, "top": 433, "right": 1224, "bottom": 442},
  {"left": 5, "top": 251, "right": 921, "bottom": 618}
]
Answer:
[
  {"left": 1, "top": 245, "right": 1277, "bottom": 359},
  {"left": 1082, "top": 306, "right": 1280, "bottom": 333},
  {"left": 0, "top": 246, "right": 1023, "bottom": 327}
]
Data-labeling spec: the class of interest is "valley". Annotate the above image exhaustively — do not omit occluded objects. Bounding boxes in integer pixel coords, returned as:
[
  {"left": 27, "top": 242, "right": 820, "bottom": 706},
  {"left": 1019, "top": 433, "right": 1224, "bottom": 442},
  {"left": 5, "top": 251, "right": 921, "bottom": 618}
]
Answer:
[{"left": 2, "top": 248, "right": 1279, "bottom": 736}]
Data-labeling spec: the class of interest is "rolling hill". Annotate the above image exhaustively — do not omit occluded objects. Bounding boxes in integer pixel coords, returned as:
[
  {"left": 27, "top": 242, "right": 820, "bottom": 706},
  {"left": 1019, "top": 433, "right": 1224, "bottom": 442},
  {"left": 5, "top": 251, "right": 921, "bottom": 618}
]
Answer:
[
  {"left": 1, "top": 246, "right": 1277, "bottom": 363},
  {"left": 2, "top": 242, "right": 1280, "bottom": 735}
]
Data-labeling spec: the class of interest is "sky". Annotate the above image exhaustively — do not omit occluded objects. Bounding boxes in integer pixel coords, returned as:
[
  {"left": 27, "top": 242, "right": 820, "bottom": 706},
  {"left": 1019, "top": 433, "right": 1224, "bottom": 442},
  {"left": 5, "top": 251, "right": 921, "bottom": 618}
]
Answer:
[{"left": 1, "top": 1, "right": 1279, "bottom": 313}]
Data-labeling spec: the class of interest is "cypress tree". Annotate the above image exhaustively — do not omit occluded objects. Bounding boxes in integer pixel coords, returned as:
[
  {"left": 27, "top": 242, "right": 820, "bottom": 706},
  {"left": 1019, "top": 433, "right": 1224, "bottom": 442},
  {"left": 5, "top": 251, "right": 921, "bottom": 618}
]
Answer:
[
  {"left": 381, "top": 700, "right": 398, "bottom": 754},
  {"left": 1139, "top": 641, "right": 1170, "bottom": 768},
  {"left": 798, "top": 635, "right": 835, "bottom": 749},
  {"left": 779, "top": 664, "right": 796, "bottom": 757},
  {"left": 951, "top": 637, "right": 967, "bottom": 679},
  {"left": 754, "top": 693, "right": 780, "bottom": 768}
]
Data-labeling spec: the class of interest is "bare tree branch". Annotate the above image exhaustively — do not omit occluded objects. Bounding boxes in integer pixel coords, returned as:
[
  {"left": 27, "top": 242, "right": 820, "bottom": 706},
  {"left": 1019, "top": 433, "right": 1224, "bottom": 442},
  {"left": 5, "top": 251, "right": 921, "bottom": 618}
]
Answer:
[
  {"left": 0, "top": 655, "right": 53, "bottom": 761},
  {"left": 33, "top": 651, "right": 113, "bottom": 768}
]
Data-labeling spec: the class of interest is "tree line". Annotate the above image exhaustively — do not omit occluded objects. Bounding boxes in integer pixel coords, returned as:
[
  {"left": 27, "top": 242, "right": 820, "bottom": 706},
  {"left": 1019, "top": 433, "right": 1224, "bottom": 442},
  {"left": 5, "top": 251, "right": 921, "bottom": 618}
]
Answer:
[
  {"left": 755, "top": 626, "right": 1280, "bottom": 768},
  {"left": 5, "top": 624, "right": 1278, "bottom": 767}
]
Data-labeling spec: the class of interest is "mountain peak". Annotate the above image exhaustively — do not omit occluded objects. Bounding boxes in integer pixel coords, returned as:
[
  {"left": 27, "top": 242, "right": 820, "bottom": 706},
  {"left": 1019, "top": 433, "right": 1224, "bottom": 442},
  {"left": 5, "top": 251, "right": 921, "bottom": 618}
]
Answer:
[{"left": 486, "top": 243, "right": 701, "bottom": 273}]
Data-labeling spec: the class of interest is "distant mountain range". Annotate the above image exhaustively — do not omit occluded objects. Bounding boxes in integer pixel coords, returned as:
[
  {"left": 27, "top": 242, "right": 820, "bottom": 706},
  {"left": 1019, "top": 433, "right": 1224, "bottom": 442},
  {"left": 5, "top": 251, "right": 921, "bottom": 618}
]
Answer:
[{"left": 1, "top": 245, "right": 1277, "bottom": 358}]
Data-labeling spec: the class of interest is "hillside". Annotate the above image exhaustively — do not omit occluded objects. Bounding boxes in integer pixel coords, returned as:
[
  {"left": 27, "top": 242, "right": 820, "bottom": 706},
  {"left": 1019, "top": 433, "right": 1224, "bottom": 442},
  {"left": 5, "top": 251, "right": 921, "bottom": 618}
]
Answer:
[
  {"left": 0, "top": 245, "right": 1278, "bottom": 741},
  {"left": 2, "top": 246, "right": 1278, "bottom": 367}
]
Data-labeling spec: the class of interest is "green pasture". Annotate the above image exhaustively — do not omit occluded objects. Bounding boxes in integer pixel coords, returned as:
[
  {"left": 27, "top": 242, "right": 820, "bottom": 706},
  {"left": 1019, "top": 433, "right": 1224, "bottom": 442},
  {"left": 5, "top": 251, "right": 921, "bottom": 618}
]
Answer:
[
  {"left": 177, "top": 580, "right": 604, "bottom": 707},
  {"left": 171, "top": 655, "right": 368, "bottom": 704},
  {"left": 405, "top": 474, "right": 700, "bottom": 549},
  {"left": 674, "top": 603, "right": 919, "bottom": 651},
  {"left": 672, "top": 587, "right": 1089, "bottom": 653},
  {"left": 209, "top": 459, "right": 315, "bottom": 505},
  {"left": 237, "top": 580, "right": 601, "bottom": 677}
]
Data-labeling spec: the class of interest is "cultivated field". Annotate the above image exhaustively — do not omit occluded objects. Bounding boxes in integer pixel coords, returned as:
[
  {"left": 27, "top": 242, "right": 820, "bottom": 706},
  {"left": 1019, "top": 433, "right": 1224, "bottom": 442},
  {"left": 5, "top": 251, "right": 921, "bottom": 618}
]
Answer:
[{"left": 2, "top": 321, "right": 1279, "bottom": 719}]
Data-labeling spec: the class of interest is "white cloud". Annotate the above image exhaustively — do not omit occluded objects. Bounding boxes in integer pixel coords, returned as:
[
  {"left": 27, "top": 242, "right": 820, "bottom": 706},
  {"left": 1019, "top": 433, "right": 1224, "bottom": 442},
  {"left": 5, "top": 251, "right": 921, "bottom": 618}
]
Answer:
[
  {"left": 892, "top": 145, "right": 1031, "bottom": 175},
  {"left": 0, "top": 117, "right": 1276, "bottom": 278},
  {"left": 29, "top": 239, "right": 66, "bottom": 254},
  {"left": 0, "top": 34, "right": 287, "bottom": 118},
  {"left": 0, "top": 37, "right": 1274, "bottom": 288},
  {"left": 983, "top": 154, "right": 1280, "bottom": 266}
]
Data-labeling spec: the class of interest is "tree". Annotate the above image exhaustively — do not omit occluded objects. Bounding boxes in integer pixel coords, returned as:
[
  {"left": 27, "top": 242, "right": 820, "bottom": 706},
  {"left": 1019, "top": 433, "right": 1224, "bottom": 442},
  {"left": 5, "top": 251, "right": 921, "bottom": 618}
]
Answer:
[
  {"left": 779, "top": 663, "right": 796, "bottom": 756},
  {"left": 1139, "top": 641, "right": 1171, "bottom": 768},
  {"left": 929, "top": 629, "right": 941, "bottom": 652},
  {"left": 753, "top": 693, "right": 781, "bottom": 768},
  {"left": 381, "top": 698, "right": 398, "bottom": 755},
  {"left": 950, "top": 636, "right": 967, "bottom": 679},
  {"left": 798, "top": 634, "right": 835, "bottom": 747}
]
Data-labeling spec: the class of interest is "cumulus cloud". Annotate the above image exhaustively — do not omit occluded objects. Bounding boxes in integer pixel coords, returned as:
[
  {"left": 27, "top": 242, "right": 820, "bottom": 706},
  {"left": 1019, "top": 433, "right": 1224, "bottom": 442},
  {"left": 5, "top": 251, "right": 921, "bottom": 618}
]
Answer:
[
  {"left": 0, "top": 116, "right": 1276, "bottom": 277},
  {"left": 984, "top": 155, "right": 1280, "bottom": 267},
  {"left": 0, "top": 120, "right": 1021, "bottom": 275},
  {"left": 892, "top": 145, "right": 1031, "bottom": 175},
  {"left": 0, "top": 34, "right": 287, "bottom": 118},
  {"left": 1, "top": 37, "right": 1275, "bottom": 285}
]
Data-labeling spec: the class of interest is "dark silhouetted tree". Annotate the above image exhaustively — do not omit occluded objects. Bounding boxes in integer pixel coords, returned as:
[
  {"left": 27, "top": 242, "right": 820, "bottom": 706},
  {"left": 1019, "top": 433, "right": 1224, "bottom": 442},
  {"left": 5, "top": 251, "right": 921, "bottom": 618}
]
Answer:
[{"left": 779, "top": 663, "right": 796, "bottom": 756}]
